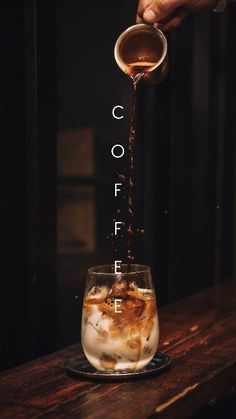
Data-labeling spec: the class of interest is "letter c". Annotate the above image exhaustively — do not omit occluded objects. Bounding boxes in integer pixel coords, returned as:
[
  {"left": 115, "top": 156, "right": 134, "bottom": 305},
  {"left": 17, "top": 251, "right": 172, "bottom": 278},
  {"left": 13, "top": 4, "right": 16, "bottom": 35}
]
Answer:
[{"left": 112, "top": 105, "right": 124, "bottom": 120}]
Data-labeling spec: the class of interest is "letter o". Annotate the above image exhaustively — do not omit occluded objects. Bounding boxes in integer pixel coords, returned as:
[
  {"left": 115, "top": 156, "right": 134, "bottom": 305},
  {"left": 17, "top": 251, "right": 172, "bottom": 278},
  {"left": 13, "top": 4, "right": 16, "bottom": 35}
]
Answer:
[
  {"left": 111, "top": 144, "right": 125, "bottom": 159},
  {"left": 112, "top": 105, "right": 124, "bottom": 120}
]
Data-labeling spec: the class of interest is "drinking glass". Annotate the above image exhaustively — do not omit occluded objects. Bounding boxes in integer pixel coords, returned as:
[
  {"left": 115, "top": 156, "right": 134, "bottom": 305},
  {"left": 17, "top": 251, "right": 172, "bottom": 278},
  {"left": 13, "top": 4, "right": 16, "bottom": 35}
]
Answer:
[{"left": 81, "top": 264, "right": 159, "bottom": 373}]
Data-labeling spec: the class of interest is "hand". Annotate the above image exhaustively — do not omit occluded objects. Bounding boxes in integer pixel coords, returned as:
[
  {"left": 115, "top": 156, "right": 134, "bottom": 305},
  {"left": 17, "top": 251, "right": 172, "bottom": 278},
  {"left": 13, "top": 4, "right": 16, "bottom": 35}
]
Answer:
[{"left": 136, "top": 0, "right": 217, "bottom": 31}]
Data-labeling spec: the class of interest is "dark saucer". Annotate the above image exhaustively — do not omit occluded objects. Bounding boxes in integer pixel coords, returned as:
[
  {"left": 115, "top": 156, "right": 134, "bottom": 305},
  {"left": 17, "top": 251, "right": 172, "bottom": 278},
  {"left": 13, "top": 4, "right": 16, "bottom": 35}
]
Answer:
[{"left": 63, "top": 351, "right": 171, "bottom": 381}]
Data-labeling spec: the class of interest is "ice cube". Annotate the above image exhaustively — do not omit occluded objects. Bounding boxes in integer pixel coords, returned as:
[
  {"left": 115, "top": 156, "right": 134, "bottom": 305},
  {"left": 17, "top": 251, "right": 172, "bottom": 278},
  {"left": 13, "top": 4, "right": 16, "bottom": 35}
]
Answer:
[{"left": 87, "top": 286, "right": 108, "bottom": 301}]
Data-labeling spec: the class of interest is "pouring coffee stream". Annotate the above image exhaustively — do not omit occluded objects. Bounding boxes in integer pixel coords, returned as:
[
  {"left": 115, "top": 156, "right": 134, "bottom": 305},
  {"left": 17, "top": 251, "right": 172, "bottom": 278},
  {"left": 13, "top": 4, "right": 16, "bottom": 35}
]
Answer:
[
  {"left": 114, "top": 24, "right": 168, "bottom": 271},
  {"left": 126, "top": 72, "right": 144, "bottom": 271}
]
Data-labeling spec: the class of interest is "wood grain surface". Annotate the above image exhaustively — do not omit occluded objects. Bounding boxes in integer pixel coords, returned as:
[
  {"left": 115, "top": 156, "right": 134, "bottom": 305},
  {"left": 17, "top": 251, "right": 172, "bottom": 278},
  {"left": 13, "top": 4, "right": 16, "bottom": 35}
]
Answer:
[{"left": 0, "top": 280, "right": 236, "bottom": 419}]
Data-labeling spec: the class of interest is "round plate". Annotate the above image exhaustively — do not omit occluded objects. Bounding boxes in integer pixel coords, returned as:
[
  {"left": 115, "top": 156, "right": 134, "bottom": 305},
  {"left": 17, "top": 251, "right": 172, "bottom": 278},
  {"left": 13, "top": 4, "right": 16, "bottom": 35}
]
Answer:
[{"left": 63, "top": 352, "right": 171, "bottom": 381}]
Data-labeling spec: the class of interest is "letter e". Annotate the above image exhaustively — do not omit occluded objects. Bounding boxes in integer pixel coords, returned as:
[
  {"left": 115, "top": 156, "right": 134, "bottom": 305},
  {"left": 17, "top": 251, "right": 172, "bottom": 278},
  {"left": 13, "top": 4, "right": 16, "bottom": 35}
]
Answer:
[
  {"left": 114, "top": 260, "right": 122, "bottom": 274},
  {"left": 114, "top": 299, "right": 122, "bottom": 313}
]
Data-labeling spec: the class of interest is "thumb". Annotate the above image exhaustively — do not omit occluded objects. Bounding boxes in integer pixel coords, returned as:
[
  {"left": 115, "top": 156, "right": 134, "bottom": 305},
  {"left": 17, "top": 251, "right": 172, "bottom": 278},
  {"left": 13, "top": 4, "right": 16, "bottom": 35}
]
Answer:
[{"left": 143, "top": 0, "right": 183, "bottom": 23}]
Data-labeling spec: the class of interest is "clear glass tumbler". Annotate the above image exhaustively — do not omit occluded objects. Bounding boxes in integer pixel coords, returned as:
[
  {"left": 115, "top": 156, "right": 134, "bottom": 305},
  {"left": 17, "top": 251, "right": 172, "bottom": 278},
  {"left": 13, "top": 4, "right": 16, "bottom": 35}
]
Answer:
[{"left": 81, "top": 264, "right": 159, "bottom": 373}]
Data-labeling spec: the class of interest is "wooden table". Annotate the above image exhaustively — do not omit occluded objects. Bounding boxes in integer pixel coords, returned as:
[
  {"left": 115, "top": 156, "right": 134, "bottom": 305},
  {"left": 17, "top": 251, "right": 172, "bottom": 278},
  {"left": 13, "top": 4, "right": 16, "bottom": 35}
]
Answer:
[{"left": 0, "top": 280, "right": 236, "bottom": 418}]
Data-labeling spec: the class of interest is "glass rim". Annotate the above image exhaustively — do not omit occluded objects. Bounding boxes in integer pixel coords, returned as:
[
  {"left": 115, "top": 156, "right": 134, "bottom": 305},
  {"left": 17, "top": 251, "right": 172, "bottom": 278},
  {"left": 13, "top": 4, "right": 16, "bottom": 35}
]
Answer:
[{"left": 88, "top": 264, "right": 151, "bottom": 276}]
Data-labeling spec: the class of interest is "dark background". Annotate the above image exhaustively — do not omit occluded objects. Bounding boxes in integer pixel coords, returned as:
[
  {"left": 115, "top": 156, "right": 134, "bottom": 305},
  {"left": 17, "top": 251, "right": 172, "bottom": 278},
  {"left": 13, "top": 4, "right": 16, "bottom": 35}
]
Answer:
[{"left": 0, "top": 0, "right": 236, "bottom": 379}]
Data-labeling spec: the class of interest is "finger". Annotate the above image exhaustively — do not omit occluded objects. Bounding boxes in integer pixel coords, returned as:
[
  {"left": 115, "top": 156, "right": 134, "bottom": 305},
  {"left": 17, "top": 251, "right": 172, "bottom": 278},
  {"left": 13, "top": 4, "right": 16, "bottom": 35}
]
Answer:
[
  {"left": 136, "top": 0, "right": 152, "bottom": 23},
  {"left": 137, "top": 0, "right": 152, "bottom": 17},
  {"left": 136, "top": 14, "right": 144, "bottom": 23},
  {"left": 161, "top": 9, "right": 188, "bottom": 31},
  {"left": 142, "top": 0, "right": 184, "bottom": 24},
  {"left": 158, "top": 6, "right": 186, "bottom": 24}
]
